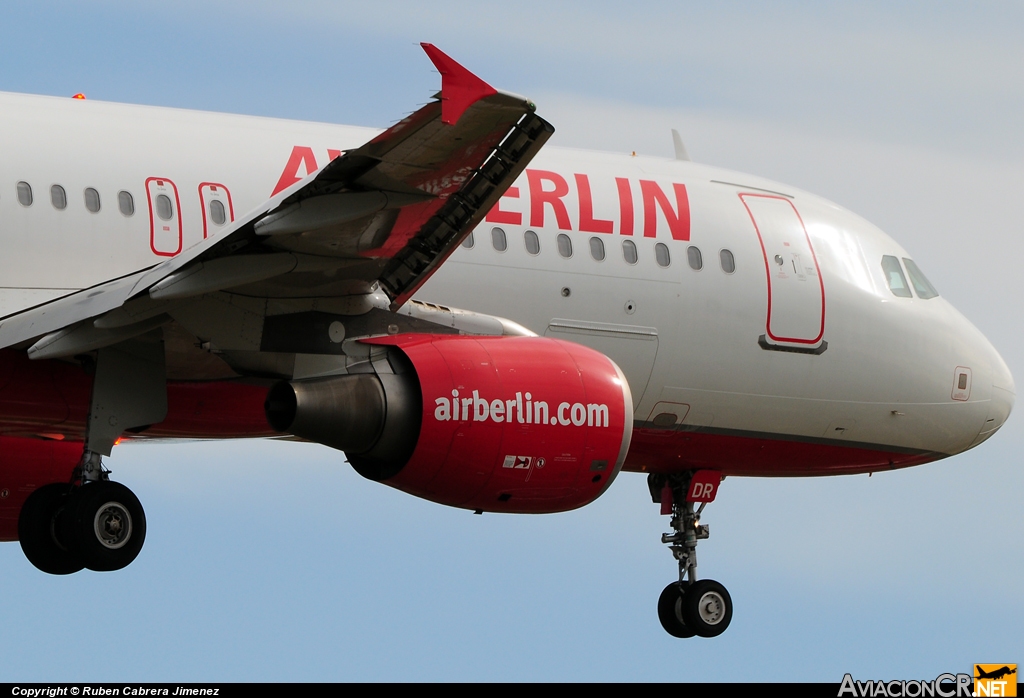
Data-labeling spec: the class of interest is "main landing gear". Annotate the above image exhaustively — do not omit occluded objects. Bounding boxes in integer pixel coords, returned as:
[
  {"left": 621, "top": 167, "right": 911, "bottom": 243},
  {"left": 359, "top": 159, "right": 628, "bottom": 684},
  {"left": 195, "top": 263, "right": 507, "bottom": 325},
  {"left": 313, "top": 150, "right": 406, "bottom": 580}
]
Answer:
[
  {"left": 18, "top": 337, "right": 165, "bottom": 575},
  {"left": 649, "top": 471, "right": 733, "bottom": 638},
  {"left": 18, "top": 451, "right": 146, "bottom": 575}
]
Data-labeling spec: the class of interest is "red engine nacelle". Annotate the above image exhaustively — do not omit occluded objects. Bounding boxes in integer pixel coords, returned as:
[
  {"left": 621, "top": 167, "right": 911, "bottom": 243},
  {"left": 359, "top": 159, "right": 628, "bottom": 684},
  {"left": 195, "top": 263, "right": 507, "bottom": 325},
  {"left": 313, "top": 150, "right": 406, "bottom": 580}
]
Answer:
[{"left": 266, "top": 335, "right": 633, "bottom": 513}]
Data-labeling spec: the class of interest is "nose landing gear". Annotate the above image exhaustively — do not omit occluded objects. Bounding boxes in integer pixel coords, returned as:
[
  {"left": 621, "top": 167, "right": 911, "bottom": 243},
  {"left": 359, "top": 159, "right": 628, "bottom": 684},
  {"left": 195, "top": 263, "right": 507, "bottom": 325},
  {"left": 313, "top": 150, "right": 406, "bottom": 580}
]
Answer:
[{"left": 649, "top": 471, "right": 733, "bottom": 638}]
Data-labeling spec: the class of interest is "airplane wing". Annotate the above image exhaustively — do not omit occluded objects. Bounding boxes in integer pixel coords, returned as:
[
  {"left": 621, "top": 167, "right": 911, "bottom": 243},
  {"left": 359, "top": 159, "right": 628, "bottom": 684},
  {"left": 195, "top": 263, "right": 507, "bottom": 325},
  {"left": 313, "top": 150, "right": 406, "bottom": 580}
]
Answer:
[{"left": 0, "top": 44, "right": 553, "bottom": 359}]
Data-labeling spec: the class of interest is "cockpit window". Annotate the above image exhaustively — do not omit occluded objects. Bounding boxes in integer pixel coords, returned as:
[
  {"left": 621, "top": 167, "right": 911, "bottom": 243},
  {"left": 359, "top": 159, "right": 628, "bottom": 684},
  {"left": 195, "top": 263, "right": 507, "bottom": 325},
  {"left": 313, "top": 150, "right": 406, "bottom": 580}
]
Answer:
[
  {"left": 881, "top": 255, "right": 912, "bottom": 298},
  {"left": 902, "top": 258, "right": 939, "bottom": 299}
]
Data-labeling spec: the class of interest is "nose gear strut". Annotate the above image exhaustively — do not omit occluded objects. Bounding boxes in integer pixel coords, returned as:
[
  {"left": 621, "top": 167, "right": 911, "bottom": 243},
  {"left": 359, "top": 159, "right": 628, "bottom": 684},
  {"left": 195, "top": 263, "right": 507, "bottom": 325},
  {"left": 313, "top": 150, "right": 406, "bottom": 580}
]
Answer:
[{"left": 648, "top": 471, "right": 733, "bottom": 638}]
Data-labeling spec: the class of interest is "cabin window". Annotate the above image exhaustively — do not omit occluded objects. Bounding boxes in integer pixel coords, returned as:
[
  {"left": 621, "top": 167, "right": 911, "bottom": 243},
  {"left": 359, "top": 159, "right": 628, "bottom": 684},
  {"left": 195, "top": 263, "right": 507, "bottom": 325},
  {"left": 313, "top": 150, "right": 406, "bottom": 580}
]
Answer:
[
  {"left": 655, "top": 243, "right": 671, "bottom": 267},
  {"left": 881, "top": 255, "right": 912, "bottom": 298},
  {"left": 461, "top": 232, "right": 474, "bottom": 248},
  {"left": 16, "top": 182, "right": 32, "bottom": 206},
  {"left": 118, "top": 191, "right": 134, "bottom": 216},
  {"left": 210, "top": 199, "right": 226, "bottom": 226},
  {"left": 720, "top": 249, "right": 736, "bottom": 274},
  {"left": 622, "top": 240, "right": 638, "bottom": 265},
  {"left": 84, "top": 188, "right": 100, "bottom": 213},
  {"left": 491, "top": 226, "right": 507, "bottom": 252},
  {"left": 50, "top": 185, "right": 67, "bottom": 210},
  {"left": 589, "top": 236, "right": 605, "bottom": 261},
  {"left": 557, "top": 233, "right": 573, "bottom": 258},
  {"left": 155, "top": 194, "right": 173, "bottom": 221},
  {"left": 687, "top": 245, "right": 703, "bottom": 271},
  {"left": 903, "top": 258, "right": 939, "bottom": 299},
  {"left": 524, "top": 230, "right": 540, "bottom": 255}
]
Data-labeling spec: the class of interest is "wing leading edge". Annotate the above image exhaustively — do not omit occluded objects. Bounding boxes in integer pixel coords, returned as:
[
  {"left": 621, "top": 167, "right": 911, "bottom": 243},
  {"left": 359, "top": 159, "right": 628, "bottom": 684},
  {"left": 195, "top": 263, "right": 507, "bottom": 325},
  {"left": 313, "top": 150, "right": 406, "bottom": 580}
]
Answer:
[{"left": 0, "top": 44, "right": 553, "bottom": 359}]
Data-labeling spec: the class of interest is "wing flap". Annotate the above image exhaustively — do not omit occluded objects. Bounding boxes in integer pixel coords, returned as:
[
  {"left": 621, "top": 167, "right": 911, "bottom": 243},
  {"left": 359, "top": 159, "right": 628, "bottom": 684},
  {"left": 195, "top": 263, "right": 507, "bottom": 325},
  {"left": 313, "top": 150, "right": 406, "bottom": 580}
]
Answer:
[{"left": 379, "top": 109, "right": 552, "bottom": 307}]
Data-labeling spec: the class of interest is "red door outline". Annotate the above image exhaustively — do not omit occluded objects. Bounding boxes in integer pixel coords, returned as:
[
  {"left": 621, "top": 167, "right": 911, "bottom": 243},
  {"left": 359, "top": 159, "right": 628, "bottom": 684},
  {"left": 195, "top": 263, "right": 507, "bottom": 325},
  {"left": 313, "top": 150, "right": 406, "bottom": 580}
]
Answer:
[
  {"left": 740, "top": 193, "right": 826, "bottom": 345},
  {"left": 198, "top": 182, "right": 235, "bottom": 239},
  {"left": 146, "top": 177, "right": 183, "bottom": 257}
]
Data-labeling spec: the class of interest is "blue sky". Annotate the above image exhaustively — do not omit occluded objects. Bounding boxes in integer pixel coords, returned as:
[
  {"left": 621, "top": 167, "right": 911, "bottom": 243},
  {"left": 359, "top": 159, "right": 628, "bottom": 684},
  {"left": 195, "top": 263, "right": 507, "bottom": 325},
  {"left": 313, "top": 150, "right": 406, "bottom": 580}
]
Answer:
[{"left": 0, "top": 1, "right": 1020, "bottom": 682}]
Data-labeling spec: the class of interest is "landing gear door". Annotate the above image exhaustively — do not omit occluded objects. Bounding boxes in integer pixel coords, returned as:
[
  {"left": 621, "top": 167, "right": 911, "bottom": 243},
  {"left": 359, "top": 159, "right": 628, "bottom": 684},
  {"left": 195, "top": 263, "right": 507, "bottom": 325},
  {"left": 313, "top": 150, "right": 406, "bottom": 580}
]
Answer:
[
  {"left": 740, "top": 194, "right": 826, "bottom": 352},
  {"left": 146, "top": 178, "right": 182, "bottom": 257},
  {"left": 199, "top": 182, "right": 234, "bottom": 240}
]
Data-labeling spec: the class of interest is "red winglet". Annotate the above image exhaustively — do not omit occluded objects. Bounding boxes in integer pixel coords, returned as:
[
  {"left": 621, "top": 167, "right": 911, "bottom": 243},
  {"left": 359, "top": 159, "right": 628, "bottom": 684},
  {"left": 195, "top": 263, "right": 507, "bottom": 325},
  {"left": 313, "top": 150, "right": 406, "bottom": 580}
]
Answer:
[{"left": 421, "top": 43, "right": 497, "bottom": 126}]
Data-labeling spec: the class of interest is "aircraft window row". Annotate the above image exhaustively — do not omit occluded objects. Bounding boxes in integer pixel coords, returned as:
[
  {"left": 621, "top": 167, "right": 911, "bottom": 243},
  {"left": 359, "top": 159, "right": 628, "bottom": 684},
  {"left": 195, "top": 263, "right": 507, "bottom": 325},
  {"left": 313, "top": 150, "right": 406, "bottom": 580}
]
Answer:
[
  {"left": 14, "top": 182, "right": 137, "bottom": 217},
  {"left": 464, "top": 228, "right": 736, "bottom": 273},
  {"left": 6, "top": 185, "right": 229, "bottom": 230},
  {"left": 881, "top": 255, "right": 938, "bottom": 299}
]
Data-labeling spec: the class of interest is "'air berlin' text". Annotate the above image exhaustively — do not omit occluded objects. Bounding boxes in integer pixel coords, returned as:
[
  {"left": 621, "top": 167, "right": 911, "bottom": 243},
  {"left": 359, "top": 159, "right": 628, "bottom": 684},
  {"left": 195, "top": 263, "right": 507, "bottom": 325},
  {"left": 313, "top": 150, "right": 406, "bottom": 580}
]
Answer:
[{"left": 433, "top": 390, "right": 610, "bottom": 427}]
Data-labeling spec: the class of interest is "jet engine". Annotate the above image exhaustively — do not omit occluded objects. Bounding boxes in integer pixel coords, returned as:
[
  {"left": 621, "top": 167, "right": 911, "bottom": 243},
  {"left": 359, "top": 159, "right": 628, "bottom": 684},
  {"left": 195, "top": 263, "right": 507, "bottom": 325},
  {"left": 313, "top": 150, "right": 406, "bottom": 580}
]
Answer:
[{"left": 265, "top": 335, "right": 633, "bottom": 513}]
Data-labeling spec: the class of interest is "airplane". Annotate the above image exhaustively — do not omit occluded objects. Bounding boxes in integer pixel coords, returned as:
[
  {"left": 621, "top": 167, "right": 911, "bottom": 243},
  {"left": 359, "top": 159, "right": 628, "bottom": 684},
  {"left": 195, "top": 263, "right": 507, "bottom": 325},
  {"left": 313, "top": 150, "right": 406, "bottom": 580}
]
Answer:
[
  {"left": 975, "top": 666, "right": 1016, "bottom": 681},
  {"left": 0, "top": 44, "right": 1013, "bottom": 639}
]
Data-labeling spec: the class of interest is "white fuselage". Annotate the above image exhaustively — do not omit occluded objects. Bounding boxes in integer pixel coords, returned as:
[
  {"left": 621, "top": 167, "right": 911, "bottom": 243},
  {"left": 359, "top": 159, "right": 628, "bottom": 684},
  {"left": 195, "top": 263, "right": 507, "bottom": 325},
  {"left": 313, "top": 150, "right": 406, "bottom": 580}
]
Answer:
[{"left": 0, "top": 92, "right": 1013, "bottom": 470}]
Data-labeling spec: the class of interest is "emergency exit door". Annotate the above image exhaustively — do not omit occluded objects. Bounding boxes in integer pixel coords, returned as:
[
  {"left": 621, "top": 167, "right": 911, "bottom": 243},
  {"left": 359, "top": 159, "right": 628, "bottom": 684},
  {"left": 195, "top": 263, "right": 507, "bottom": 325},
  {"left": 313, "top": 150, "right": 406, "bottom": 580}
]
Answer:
[
  {"left": 199, "top": 182, "right": 234, "bottom": 240},
  {"left": 146, "top": 177, "right": 182, "bottom": 257}
]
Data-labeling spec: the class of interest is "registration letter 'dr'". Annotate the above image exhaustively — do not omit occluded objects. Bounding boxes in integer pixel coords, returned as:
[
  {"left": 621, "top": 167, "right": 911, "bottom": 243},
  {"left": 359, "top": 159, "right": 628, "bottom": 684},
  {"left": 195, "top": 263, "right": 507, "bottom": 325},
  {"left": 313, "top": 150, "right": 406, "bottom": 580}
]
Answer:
[{"left": 686, "top": 470, "right": 721, "bottom": 503}]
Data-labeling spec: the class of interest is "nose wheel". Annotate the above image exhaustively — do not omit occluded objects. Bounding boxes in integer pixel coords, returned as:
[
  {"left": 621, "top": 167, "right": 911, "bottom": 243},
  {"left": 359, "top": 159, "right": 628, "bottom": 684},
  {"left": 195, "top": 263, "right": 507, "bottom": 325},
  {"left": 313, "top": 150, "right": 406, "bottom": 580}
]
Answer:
[
  {"left": 657, "top": 582, "right": 696, "bottom": 638},
  {"left": 650, "top": 472, "right": 733, "bottom": 638},
  {"left": 680, "top": 579, "right": 732, "bottom": 637}
]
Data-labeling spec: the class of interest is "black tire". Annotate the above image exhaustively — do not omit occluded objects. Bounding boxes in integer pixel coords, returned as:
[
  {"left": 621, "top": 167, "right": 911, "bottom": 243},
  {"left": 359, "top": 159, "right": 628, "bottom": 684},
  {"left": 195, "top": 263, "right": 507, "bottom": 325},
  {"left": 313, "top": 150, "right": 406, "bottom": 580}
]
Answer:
[
  {"left": 65, "top": 481, "right": 146, "bottom": 572},
  {"left": 681, "top": 579, "right": 733, "bottom": 637},
  {"left": 18, "top": 483, "right": 84, "bottom": 575},
  {"left": 657, "top": 582, "right": 696, "bottom": 638}
]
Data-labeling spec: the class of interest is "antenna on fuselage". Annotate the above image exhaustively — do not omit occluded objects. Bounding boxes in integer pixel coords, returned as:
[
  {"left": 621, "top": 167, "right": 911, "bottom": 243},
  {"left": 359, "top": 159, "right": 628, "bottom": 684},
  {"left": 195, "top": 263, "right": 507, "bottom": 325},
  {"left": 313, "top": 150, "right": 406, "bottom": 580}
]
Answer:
[{"left": 671, "top": 129, "right": 690, "bottom": 161}]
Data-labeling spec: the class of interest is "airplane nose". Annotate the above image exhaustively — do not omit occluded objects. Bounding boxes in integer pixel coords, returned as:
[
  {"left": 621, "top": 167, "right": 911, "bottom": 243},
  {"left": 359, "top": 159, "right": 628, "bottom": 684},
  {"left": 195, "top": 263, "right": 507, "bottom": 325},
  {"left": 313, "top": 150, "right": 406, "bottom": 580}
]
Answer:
[
  {"left": 958, "top": 309, "right": 1015, "bottom": 446},
  {"left": 972, "top": 336, "right": 1014, "bottom": 448},
  {"left": 937, "top": 302, "right": 1014, "bottom": 453}
]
